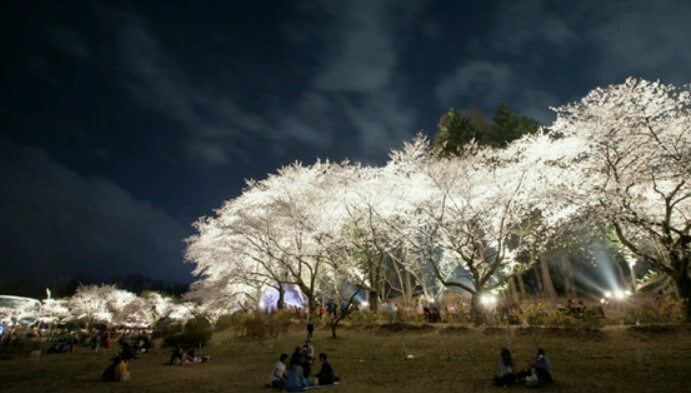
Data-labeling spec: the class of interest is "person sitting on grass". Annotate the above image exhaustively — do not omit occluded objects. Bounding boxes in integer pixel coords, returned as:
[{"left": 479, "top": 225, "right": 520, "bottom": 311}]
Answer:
[
  {"left": 285, "top": 353, "right": 309, "bottom": 391},
  {"left": 315, "top": 353, "right": 340, "bottom": 385},
  {"left": 492, "top": 348, "right": 517, "bottom": 386},
  {"left": 183, "top": 348, "right": 207, "bottom": 365},
  {"left": 268, "top": 353, "right": 288, "bottom": 389},
  {"left": 528, "top": 348, "right": 553, "bottom": 385},
  {"left": 170, "top": 345, "right": 184, "bottom": 365},
  {"left": 101, "top": 355, "right": 128, "bottom": 381}
]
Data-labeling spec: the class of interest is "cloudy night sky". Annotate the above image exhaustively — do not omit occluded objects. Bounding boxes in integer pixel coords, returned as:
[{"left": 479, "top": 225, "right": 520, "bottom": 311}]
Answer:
[{"left": 1, "top": 1, "right": 689, "bottom": 291}]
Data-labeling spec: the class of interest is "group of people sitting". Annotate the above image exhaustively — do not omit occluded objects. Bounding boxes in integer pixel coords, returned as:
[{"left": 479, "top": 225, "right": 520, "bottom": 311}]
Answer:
[
  {"left": 269, "top": 339, "right": 339, "bottom": 391},
  {"left": 493, "top": 347, "right": 553, "bottom": 388},
  {"left": 560, "top": 299, "right": 587, "bottom": 315},
  {"left": 169, "top": 345, "right": 210, "bottom": 365}
]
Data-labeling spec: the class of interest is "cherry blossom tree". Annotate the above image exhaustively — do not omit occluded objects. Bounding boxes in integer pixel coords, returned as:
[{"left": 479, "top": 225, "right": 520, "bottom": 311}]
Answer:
[
  {"left": 40, "top": 298, "right": 71, "bottom": 324},
  {"left": 68, "top": 285, "right": 117, "bottom": 325},
  {"left": 186, "top": 161, "right": 344, "bottom": 312},
  {"left": 550, "top": 78, "right": 690, "bottom": 318}
]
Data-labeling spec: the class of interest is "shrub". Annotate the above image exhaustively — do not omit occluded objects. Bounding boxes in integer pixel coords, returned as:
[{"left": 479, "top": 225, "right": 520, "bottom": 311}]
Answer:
[
  {"left": 153, "top": 319, "right": 183, "bottom": 339},
  {"left": 519, "top": 303, "right": 548, "bottom": 326},
  {"left": 241, "top": 309, "right": 295, "bottom": 340},
  {"left": 163, "top": 331, "right": 212, "bottom": 347},
  {"left": 162, "top": 316, "right": 213, "bottom": 347},
  {"left": 348, "top": 310, "right": 382, "bottom": 325},
  {"left": 624, "top": 296, "right": 685, "bottom": 325},
  {"left": 184, "top": 316, "right": 212, "bottom": 333},
  {"left": 519, "top": 304, "right": 602, "bottom": 330},
  {"left": 214, "top": 314, "right": 233, "bottom": 331}
]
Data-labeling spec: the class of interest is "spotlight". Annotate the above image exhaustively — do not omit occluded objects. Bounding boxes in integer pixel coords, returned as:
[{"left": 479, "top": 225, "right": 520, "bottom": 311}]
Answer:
[
  {"left": 604, "top": 291, "right": 612, "bottom": 299},
  {"left": 614, "top": 289, "right": 626, "bottom": 300},
  {"left": 479, "top": 294, "right": 497, "bottom": 307}
]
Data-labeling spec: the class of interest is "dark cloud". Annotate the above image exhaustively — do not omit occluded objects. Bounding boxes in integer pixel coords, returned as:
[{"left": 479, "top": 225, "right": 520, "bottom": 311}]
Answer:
[
  {"left": 0, "top": 142, "right": 190, "bottom": 284},
  {"left": 49, "top": 25, "right": 90, "bottom": 60},
  {"left": 435, "top": 60, "right": 558, "bottom": 123},
  {"left": 434, "top": 0, "right": 691, "bottom": 123}
]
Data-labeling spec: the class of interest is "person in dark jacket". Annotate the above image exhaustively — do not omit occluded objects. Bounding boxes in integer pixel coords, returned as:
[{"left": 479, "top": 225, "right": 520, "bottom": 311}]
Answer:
[{"left": 315, "top": 353, "right": 339, "bottom": 385}]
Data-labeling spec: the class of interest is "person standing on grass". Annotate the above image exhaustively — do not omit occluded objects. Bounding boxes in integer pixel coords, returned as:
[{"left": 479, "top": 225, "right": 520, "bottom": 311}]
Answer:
[
  {"left": 306, "top": 320, "right": 314, "bottom": 339},
  {"left": 302, "top": 339, "right": 315, "bottom": 376},
  {"left": 269, "top": 353, "right": 288, "bottom": 389}
]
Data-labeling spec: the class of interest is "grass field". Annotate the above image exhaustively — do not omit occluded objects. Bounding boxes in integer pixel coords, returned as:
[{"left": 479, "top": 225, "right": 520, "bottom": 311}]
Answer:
[{"left": 1, "top": 324, "right": 690, "bottom": 393}]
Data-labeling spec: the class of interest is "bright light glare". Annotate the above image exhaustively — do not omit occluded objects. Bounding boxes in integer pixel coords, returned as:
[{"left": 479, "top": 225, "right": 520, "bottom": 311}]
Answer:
[
  {"left": 479, "top": 294, "right": 497, "bottom": 307},
  {"left": 604, "top": 288, "right": 630, "bottom": 301},
  {"left": 360, "top": 301, "right": 369, "bottom": 308}
]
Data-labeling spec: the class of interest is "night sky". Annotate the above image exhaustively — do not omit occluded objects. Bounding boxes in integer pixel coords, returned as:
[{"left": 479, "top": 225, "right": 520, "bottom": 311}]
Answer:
[{"left": 1, "top": 1, "right": 689, "bottom": 289}]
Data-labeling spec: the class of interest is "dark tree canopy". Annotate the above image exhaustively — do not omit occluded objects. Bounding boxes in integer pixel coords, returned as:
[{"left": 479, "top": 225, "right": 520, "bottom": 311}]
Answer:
[{"left": 434, "top": 104, "right": 541, "bottom": 155}]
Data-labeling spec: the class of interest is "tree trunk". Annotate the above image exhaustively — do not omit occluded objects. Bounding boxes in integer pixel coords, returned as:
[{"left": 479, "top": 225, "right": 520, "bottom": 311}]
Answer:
[
  {"left": 613, "top": 259, "right": 629, "bottom": 289},
  {"left": 369, "top": 290, "right": 379, "bottom": 312},
  {"left": 540, "top": 254, "right": 557, "bottom": 299},
  {"left": 277, "top": 283, "right": 285, "bottom": 310},
  {"left": 560, "top": 251, "right": 576, "bottom": 298},
  {"left": 470, "top": 293, "right": 483, "bottom": 326},
  {"left": 533, "top": 265, "right": 544, "bottom": 294},
  {"left": 673, "top": 272, "right": 691, "bottom": 321},
  {"left": 517, "top": 273, "right": 527, "bottom": 299},
  {"left": 629, "top": 262, "right": 638, "bottom": 293},
  {"left": 308, "top": 295, "right": 316, "bottom": 313},
  {"left": 508, "top": 277, "right": 519, "bottom": 304},
  {"left": 404, "top": 271, "right": 414, "bottom": 308}
]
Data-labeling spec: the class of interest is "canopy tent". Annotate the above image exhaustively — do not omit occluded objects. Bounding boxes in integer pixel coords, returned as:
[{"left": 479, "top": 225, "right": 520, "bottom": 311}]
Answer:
[
  {"left": 0, "top": 295, "right": 41, "bottom": 327},
  {"left": 260, "top": 285, "right": 305, "bottom": 312}
]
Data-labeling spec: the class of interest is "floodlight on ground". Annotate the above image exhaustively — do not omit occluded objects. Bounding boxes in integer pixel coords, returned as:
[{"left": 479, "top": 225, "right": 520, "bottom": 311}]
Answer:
[
  {"left": 479, "top": 294, "right": 497, "bottom": 307},
  {"left": 604, "top": 288, "right": 630, "bottom": 301},
  {"left": 614, "top": 289, "right": 627, "bottom": 300}
]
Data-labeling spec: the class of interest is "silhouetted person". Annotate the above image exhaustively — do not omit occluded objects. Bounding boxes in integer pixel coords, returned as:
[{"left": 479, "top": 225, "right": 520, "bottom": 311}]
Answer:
[
  {"left": 315, "top": 353, "right": 339, "bottom": 385},
  {"left": 492, "top": 348, "right": 517, "bottom": 386},
  {"left": 306, "top": 321, "right": 314, "bottom": 339},
  {"left": 530, "top": 348, "right": 553, "bottom": 384}
]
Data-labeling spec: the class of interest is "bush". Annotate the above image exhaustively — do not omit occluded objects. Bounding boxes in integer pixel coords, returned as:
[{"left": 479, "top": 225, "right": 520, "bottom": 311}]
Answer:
[
  {"left": 214, "top": 314, "right": 234, "bottom": 331},
  {"left": 623, "top": 296, "right": 685, "bottom": 325},
  {"left": 152, "top": 319, "right": 183, "bottom": 339},
  {"left": 519, "top": 304, "right": 602, "bottom": 330},
  {"left": 184, "top": 316, "right": 212, "bottom": 333},
  {"left": 163, "top": 331, "right": 212, "bottom": 347},
  {"left": 348, "top": 310, "right": 382, "bottom": 325},
  {"left": 379, "top": 322, "right": 434, "bottom": 332},
  {"left": 519, "top": 303, "right": 548, "bottom": 326},
  {"left": 240, "top": 309, "right": 295, "bottom": 340},
  {"left": 161, "top": 316, "right": 213, "bottom": 347}
]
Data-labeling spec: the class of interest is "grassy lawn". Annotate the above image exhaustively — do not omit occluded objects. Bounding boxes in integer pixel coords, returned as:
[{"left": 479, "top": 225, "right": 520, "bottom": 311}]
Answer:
[{"left": 1, "top": 324, "right": 690, "bottom": 393}]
